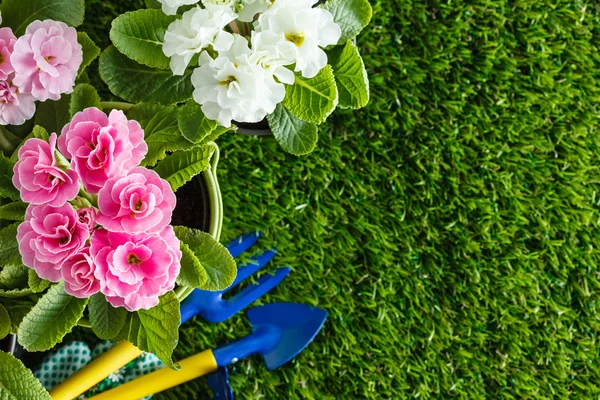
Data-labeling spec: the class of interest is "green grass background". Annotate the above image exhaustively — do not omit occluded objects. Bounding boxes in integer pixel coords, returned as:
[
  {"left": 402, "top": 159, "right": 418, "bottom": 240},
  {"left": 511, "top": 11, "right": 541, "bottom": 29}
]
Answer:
[{"left": 85, "top": 0, "right": 600, "bottom": 398}]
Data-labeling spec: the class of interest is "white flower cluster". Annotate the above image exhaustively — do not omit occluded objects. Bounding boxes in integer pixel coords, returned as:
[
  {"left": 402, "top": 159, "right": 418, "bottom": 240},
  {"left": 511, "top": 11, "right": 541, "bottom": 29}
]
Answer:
[{"left": 160, "top": 0, "right": 341, "bottom": 127}]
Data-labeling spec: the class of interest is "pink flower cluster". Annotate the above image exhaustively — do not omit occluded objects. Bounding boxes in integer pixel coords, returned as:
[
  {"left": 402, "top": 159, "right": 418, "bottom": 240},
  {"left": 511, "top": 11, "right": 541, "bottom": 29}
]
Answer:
[
  {"left": 0, "top": 17, "right": 82, "bottom": 126},
  {"left": 14, "top": 107, "right": 181, "bottom": 311}
]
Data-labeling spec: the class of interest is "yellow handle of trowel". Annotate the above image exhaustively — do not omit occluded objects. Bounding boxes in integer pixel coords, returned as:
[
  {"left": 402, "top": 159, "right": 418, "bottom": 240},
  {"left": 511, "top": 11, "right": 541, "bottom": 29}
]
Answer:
[
  {"left": 87, "top": 349, "right": 218, "bottom": 400},
  {"left": 49, "top": 341, "right": 143, "bottom": 400}
]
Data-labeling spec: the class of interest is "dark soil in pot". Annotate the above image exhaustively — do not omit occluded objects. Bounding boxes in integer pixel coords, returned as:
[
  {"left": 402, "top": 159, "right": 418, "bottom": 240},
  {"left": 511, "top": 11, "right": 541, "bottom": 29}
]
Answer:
[{"left": 171, "top": 173, "right": 212, "bottom": 231}]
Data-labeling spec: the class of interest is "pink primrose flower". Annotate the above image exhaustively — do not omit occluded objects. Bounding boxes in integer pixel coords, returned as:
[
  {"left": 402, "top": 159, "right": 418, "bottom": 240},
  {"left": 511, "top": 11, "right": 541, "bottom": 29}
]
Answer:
[
  {"left": 97, "top": 167, "right": 176, "bottom": 235},
  {"left": 11, "top": 20, "right": 82, "bottom": 101},
  {"left": 17, "top": 203, "right": 90, "bottom": 282},
  {"left": 58, "top": 107, "right": 148, "bottom": 194},
  {"left": 90, "top": 226, "right": 182, "bottom": 311},
  {"left": 12, "top": 132, "right": 80, "bottom": 207}
]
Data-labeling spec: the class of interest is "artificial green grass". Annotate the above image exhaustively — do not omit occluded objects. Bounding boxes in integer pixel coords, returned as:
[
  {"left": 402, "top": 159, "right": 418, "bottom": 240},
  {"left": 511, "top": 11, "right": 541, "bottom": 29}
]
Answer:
[{"left": 87, "top": 0, "right": 600, "bottom": 398}]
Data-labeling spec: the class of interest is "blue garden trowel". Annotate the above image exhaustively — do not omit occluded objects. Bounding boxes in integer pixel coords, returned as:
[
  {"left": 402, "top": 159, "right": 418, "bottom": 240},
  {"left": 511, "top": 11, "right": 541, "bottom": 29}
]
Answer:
[{"left": 87, "top": 303, "right": 328, "bottom": 400}]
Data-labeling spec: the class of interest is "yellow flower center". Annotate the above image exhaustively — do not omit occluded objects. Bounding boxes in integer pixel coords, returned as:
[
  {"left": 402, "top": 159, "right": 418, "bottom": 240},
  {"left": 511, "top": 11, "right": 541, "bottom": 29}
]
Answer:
[{"left": 285, "top": 32, "right": 305, "bottom": 47}]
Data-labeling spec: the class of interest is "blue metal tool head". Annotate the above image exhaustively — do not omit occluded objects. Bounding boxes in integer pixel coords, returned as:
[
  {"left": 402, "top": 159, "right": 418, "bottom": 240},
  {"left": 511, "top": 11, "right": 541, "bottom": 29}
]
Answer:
[
  {"left": 207, "top": 367, "right": 234, "bottom": 400},
  {"left": 179, "top": 231, "right": 290, "bottom": 324},
  {"left": 213, "top": 303, "right": 328, "bottom": 370},
  {"left": 247, "top": 303, "right": 328, "bottom": 370}
]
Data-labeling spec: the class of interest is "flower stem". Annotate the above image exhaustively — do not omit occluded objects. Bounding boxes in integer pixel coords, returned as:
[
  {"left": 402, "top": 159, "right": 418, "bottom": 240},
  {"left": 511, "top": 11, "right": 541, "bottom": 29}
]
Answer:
[
  {"left": 79, "top": 187, "right": 98, "bottom": 207},
  {"left": 100, "top": 101, "right": 134, "bottom": 112}
]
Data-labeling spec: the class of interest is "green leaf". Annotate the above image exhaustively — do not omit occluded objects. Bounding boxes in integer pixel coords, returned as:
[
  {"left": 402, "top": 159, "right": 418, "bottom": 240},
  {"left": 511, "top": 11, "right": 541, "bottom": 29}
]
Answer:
[
  {"left": 128, "top": 103, "right": 193, "bottom": 166},
  {"left": 283, "top": 65, "right": 339, "bottom": 124},
  {"left": 69, "top": 84, "right": 102, "bottom": 118},
  {"left": 77, "top": 32, "right": 101, "bottom": 78},
  {"left": 0, "top": 154, "right": 18, "bottom": 201},
  {"left": 89, "top": 293, "right": 128, "bottom": 340},
  {"left": 100, "top": 46, "right": 193, "bottom": 105},
  {"left": 145, "top": 0, "right": 162, "bottom": 9},
  {"left": 0, "top": 351, "right": 51, "bottom": 399},
  {"left": 27, "top": 270, "right": 50, "bottom": 294},
  {"left": 267, "top": 104, "right": 318, "bottom": 155},
  {"left": 0, "top": 0, "right": 85, "bottom": 36},
  {"left": 9, "top": 126, "right": 49, "bottom": 163},
  {"left": 154, "top": 147, "right": 209, "bottom": 192},
  {"left": 327, "top": 41, "right": 369, "bottom": 109},
  {"left": 0, "top": 288, "right": 32, "bottom": 299},
  {"left": 116, "top": 291, "right": 180, "bottom": 369},
  {"left": 176, "top": 242, "right": 208, "bottom": 288},
  {"left": 0, "top": 224, "right": 22, "bottom": 269},
  {"left": 0, "top": 126, "right": 22, "bottom": 156},
  {"left": 320, "top": 0, "right": 372, "bottom": 43},
  {"left": 0, "top": 265, "right": 28, "bottom": 290},
  {"left": 1, "top": 301, "right": 34, "bottom": 333},
  {"left": 34, "top": 95, "right": 71, "bottom": 136},
  {"left": 110, "top": 10, "right": 176, "bottom": 70},
  {"left": 17, "top": 282, "right": 88, "bottom": 351},
  {"left": 178, "top": 101, "right": 229, "bottom": 144},
  {"left": 0, "top": 304, "right": 10, "bottom": 340},
  {"left": 173, "top": 226, "right": 237, "bottom": 291},
  {"left": 0, "top": 202, "right": 27, "bottom": 222}
]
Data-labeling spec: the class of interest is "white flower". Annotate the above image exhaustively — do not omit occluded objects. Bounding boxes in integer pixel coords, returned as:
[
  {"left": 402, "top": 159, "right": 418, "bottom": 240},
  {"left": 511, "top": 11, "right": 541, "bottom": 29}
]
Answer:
[
  {"left": 191, "top": 35, "right": 285, "bottom": 127},
  {"left": 156, "top": 0, "right": 200, "bottom": 15},
  {"left": 202, "top": 0, "right": 237, "bottom": 11},
  {"left": 256, "top": 0, "right": 341, "bottom": 78},
  {"left": 249, "top": 31, "right": 295, "bottom": 84},
  {"left": 163, "top": 6, "right": 237, "bottom": 75},
  {"left": 237, "top": 0, "right": 271, "bottom": 22}
]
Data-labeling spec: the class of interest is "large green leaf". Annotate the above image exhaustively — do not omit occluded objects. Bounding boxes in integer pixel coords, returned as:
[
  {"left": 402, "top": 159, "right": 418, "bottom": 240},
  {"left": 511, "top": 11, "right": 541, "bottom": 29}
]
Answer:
[
  {"left": 0, "top": 351, "right": 51, "bottom": 400},
  {"left": 17, "top": 282, "right": 88, "bottom": 351},
  {"left": 0, "top": 0, "right": 85, "bottom": 36},
  {"left": 77, "top": 32, "right": 101, "bottom": 78},
  {"left": 0, "top": 224, "right": 22, "bottom": 269},
  {"left": 283, "top": 65, "right": 338, "bottom": 124},
  {"left": 0, "top": 304, "right": 10, "bottom": 340},
  {"left": 69, "top": 84, "right": 102, "bottom": 118},
  {"left": 154, "top": 147, "right": 209, "bottom": 192},
  {"left": 0, "top": 265, "right": 28, "bottom": 290},
  {"left": 173, "top": 226, "right": 237, "bottom": 291},
  {"left": 320, "top": 0, "right": 372, "bottom": 43},
  {"left": 9, "top": 126, "right": 49, "bottom": 163},
  {"left": 116, "top": 291, "right": 180, "bottom": 369},
  {"left": 0, "top": 154, "right": 18, "bottom": 201},
  {"left": 88, "top": 293, "right": 128, "bottom": 340},
  {"left": 178, "top": 101, "right": 229, "bottom": 144},
  {"left": 267, "top": 104, "right": 318, "bottom": 156},
  {"left": 110, "top": 10, "right": 176, "bottom": 70},
  {"left": 34, "top": 95, "right": 71, "bottom": 136},
  {"left": 327, "top": 41, "right": 369, "bottom": 109},
  {"left": 100, "top": 46, "right": 193, "bottom": 105},
  {"left": 0, "top": 201, "right": 27, "bottom": 222},
  {"left": 128, "top": 103, "right": 193, "bottom": 166},
  {"left": 28, "top": 269, "right": 50, "bottom": 293},
  {"left": 176, "top": 242, "right": 208, "bottom": 288}
]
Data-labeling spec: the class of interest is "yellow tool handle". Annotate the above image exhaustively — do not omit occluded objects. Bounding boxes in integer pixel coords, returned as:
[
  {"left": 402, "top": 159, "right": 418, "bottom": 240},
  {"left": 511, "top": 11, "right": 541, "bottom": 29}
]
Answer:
[
  {"left": 50, "top": 341, "right": 143, "bottom": 400},
  {"left": 87, "top": 349, "right": 219, "bottom": 400}
]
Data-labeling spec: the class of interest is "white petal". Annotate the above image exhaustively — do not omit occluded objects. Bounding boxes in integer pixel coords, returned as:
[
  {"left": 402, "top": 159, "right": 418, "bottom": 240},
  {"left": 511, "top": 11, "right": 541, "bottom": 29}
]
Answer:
[{"left": 213, "top": 31, "right": 235, "bottom": 52}]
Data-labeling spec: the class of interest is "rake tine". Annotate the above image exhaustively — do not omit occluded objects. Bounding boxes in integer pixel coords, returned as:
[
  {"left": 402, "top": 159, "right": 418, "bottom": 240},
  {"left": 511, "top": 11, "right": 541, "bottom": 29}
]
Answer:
[
  {"left": 225, "top": 232, "right": 262, "bottom": 258},
  {"left": 222, "top": 267, "right": 291, "bottom": 319},
  {"left": 223, "top": 249, "right": 278, "bottom": 292}
]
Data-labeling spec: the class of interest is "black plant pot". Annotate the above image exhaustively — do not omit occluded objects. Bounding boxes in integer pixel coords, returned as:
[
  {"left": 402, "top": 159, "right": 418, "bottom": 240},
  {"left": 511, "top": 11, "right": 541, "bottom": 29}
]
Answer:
[
  {"left": 233, "top": 119, "right": 272, "bottom": 136},
  {"left": 0, "top": 334, "right": 17, "bottom": 355}
]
